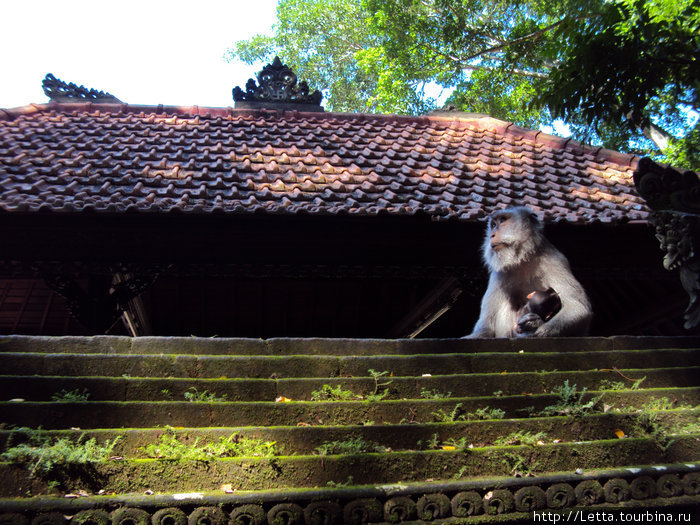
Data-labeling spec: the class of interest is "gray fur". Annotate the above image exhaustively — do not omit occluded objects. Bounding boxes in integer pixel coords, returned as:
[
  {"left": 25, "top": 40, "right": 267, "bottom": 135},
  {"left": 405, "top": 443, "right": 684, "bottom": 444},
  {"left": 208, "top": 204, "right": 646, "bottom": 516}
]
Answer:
[{"left": 467, "top": 207, "right": 592, "bottom": 338}]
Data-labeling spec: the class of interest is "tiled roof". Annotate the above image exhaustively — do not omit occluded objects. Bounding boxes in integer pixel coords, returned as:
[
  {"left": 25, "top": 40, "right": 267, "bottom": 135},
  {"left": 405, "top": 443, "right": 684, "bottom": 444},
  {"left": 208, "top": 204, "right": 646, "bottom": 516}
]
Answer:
[{"left": 0, "top": 102, "right": 648, "bottom": 224}]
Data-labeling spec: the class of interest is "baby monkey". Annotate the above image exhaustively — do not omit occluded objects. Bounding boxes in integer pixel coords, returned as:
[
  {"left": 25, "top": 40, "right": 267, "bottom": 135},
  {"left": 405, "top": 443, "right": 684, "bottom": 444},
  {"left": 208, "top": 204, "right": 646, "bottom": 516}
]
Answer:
[{"left": 515, "top": 288, "right": 562, "bottom": 336}]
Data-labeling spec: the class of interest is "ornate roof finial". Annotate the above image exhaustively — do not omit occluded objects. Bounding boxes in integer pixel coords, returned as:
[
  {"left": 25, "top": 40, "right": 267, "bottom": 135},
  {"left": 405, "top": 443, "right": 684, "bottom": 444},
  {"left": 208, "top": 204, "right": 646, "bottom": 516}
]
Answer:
[
  {"left": 232, "top": 57, "right": 323, "bottom": 111},
  {"left": 42, "top": 73, "right": 121, "bottom": 103}
]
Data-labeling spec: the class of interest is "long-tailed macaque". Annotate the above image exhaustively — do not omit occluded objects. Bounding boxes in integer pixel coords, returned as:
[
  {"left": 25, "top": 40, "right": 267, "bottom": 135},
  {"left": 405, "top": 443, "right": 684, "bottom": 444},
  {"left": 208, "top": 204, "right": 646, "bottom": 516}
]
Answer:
[{"left": 467, "top": 207, "right": 592, "bottom": 338}]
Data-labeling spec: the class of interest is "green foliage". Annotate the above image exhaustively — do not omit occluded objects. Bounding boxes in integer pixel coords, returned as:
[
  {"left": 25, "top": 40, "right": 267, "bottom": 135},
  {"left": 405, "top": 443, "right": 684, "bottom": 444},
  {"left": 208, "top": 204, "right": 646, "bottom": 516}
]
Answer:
[
  {"left": 310, "top": 384, "right": 359, "bottom": 402},
  {"left": 640, "top": 396, "right": 693, "bottom": 411},
  {"left": 0, "top": 429, "right": 120, "bottom": 477},
  {"left": 599, "top": 375, "right": 646, "bottom": 391},
  {"left": 635, "top": 410, "right": 675, "bottom": 453},
  {"left": 420, "top": 387, "right": 452, "bottom": 400},
  {"left": 442, "top": 436, "right": 469, "bottom": 450},
  {"left": 183, "top": 387, "right": 227, "bottom": 403},
  {"left": 140, "top": 431, "right": 275, "bottom": 460},
  {"left": 432, "top": 403, "right": 505, "bottom": 422},
  {"left": 467, "top": 406, "right": 506, "bottom": 420},
  {"left": 501, "top": 451, "right": 540, "bottom": 476},
  {"left": 432, "top": 403, "right": 467, "bottom": 422},
  {"left": 310, "top": 371, "right": 392, "bottom": 402},
  {"left": 540, "top": 380, "right": 601, "bottom": 417},
  {"left": 228, "top": 0, "right": 698, "bottom": 165},
  {"left": 51, "top": 388, "right": 90, "bottom": 402},
  {"left": 540, "top": 0, "right": 699, "bottom": 167},
  {"left": 314, "top": 437, "right": 381, "bottom": 455},
  {"left": 366, "top": 369, "right": 393, "bottom": 401},
  {"left": 494, "top": 430, "right": 547, "bottom": 446}
]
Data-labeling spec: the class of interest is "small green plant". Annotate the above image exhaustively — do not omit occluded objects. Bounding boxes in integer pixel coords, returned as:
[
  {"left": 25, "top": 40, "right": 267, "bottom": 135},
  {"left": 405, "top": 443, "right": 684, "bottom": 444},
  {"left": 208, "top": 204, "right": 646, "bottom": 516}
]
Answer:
[
  {"left": 635, "top": 411, "right": 675, "bottom": 453},
  {"left": 310, "top": 384, "right": 359, "bottom": 402},
  {"left": 160, "top": 388, "right": 173, "bottom": 400},
  {"left": 366, "top": 369, "right": 393, "bottom": 402},
  {"left": 326, "top": 476, "right": 355, "bottom": 487},
  {"left": 540, "top": 380, "right": 601, "bottom": 417},
  {"left": 501, "top": 451, "right": 540, "bottom": 476},
  {"left": 314, "top": 437, "right": 381, "bottom": 456},
  {"left": 640, "top": 396, "right": 692, "bottom": 411},
  {"left": 494, "top": 431, "right": 547, "bottom": 446},
  {"left": 453, "top": 465, "right": 469, "bottom": 479},
  {"left": 674, "top": 418, "right": 700, "bottom": 435},
  {"left": 427, "top": 433, "right": 440, "bottom": 450},
  {"left": 466, "top": 406, "right": 506, "bottom": 420},
  {"left": 184, "top": 387, "right": 227, "bottom": 403},
  {"left": 432, "top": 403, "right": 466, "bottom": 422},
  {"left": 420, "top": 388, "right": 452, "bottom": 400},
  {"left": 140, "top": 431, "right": 275, "bottom": 460},
  {"left": 599, "top": 375, "right": 646, "bottom": 391},
  {"left": 51, "top": 388, "right": 90, "bottom": 402},
  {"left": 442, "top": 436, "right": 469, "bottom": 450},
  {"left": 0, "top": 430, "right": 120, "bottom": 477}
]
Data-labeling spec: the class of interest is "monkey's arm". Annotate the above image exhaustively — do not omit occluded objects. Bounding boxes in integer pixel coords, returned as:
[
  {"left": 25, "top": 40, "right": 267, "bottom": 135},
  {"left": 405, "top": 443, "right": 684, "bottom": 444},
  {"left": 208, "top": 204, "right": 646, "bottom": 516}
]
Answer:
[
  {"left": 465, "top": 276, "right": 508, "bottom": 338},
  {"left": 534, "top": 253, "right": 592, "bottom": 337}
]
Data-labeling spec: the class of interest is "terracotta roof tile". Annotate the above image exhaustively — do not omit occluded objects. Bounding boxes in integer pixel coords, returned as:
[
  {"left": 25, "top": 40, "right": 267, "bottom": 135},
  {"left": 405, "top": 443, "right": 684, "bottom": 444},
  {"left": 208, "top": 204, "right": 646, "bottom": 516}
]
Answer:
[{"left": 0, "top": 103, "right": 650, "bottom": 224}]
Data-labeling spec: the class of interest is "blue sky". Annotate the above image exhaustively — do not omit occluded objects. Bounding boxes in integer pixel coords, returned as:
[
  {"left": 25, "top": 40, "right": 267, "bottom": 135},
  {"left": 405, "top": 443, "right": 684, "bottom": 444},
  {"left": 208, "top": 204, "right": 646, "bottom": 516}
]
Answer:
[{"left": 0, "top": 0, "right": 279, "bottom": 109}]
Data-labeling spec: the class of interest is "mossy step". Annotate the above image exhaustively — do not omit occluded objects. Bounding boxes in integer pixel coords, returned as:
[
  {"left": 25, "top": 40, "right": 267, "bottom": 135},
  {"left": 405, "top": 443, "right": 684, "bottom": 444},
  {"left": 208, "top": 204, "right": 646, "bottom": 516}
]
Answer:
[
  {"left": 1, "top": 387, "right": 697, "bottom": 429},
  {"left": 2, "top": 409, "right": 697, "bottom": 457},
  {"left": 2, "top": 463, "right": 699, "bottom": 524},
  {"left": 1, "top": 366, "right": 696, "bottom": 402},
  {"left": 1, "top": 348, "right": 698, "bottom": 379},
  {"left": 2, "top": 435, "right": 699, "bottom": 497},
  {"left": 3, "top": 335, "right": 698, "bottom": 356}
]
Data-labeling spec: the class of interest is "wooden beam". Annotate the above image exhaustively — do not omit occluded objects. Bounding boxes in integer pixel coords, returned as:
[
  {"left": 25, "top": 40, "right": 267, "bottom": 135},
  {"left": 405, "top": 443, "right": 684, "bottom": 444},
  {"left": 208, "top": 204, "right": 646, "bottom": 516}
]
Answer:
[{"left": 388, "top": 277, "right": 463, "bottom": 338}]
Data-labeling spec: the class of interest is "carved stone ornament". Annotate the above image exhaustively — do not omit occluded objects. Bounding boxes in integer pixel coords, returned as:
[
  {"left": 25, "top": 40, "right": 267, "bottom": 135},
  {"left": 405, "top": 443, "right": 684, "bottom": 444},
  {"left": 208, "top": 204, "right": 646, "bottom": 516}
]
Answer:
[
  {"left": 634, "top": 157, "right": 700, "bottom": 329},
  {"left": 232, "top": 56, "right": 323, "bottom": 111},
  {"left": 650, "top": 211, "right": 700, "bottom": 329},
  {"left": 633, "top": 156, "right": 700, "bottom": 214},
  {"left": 42, "top": 73, "right": 121, "bottom": 103}
]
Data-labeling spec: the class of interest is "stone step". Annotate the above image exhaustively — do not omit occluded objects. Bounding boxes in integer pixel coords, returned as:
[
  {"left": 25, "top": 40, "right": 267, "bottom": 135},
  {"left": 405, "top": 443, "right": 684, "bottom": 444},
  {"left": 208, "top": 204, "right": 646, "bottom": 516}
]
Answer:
[
  {"left": 1, "top": 367, "right": 696, "bottom": 402},
  {"left": 2, "top": 410, "right": 697, "bottom": 458},
  {"left": 2, "top": 335, "right": 699, "bottom": 356},
  {"left": 0, "top": 335, "right": 698, "bottom": 522},
  {"left": 2, "top": 464, "right": 699, "bottom": 524},
  {"left": 1, "top": 388, "right": 698, "bottom": 429},
  {"left": 3, "top": 435, "right": 700, "bottom": 497},
  {"left": 1, "top": 348, "right": 698, "bottom": 378}
]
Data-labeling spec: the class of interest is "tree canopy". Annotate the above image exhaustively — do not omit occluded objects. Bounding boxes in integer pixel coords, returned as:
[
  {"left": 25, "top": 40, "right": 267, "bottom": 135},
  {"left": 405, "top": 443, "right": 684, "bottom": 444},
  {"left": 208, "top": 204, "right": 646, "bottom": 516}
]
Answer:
[{"left": 226, "top": 0, "right": 699, "bottom": 169}]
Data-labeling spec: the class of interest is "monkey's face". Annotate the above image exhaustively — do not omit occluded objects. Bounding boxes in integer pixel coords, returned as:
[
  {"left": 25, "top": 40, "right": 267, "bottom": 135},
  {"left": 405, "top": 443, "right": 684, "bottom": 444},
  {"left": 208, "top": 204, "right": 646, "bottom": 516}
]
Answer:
[
  {"left": 488, "top": 212, "right": 515, "bottom": 251},
  {"left": 482, "top": 207, "right": 544, "bottom": 272}
]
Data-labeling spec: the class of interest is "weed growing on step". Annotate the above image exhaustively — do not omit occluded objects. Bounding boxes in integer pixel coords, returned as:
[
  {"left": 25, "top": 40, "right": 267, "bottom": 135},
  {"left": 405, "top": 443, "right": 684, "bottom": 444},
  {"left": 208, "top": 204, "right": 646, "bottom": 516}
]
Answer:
[
  {"left": 431, "top": 404, "right": 506, "bottom": 423},
  {"left": 442, "top": 436, "right": 470, "bottom": 450},
  {"left": 539, "top": 380, "right": 601, "bottom": 417},
  {"left": 494, "top": 431, "right": 547, "bottom": 446},
  {"left": 0, "top": 429, "right": 121, "bottom": 477},
  {"left": 432, "top": 403, "right": 466, "bottom": 422},
  {"left": 675, "top": 418, "right": 700, "bottom": 435},
  {"left": 468, "top": 406, "right": 506, "bottom": 420},
  {"left": 314, "top": 437, "right": 383, "bottom": 456},
  {"left": 501, "top": 451, "right": 540, "bottom": 477},
  {"left": 366, "top": 369, "right": 392, "bottom": 401},
  {"left": 140, "top": 431, "right": 275, "bottom": 460},
  {"left": 634, "top": 411, "right": 675, "bottom": 453},
  {"left": 184, "top": 387, "right": 227, "bottom": 403},
  {"left": 326, "top": 476, "right": 355, "bottom": 487},
  {"left": 51, "top": 388, "right": 90, "bottom": 402},
  {"left": 310, "top": 384, "right": 359, "bottom": 402},
  {"left": 420, "top": 388, "right": 451, "bottom": 400},
  {"left": 599, "top": 375, "right": 646, "bottom": 391}
]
